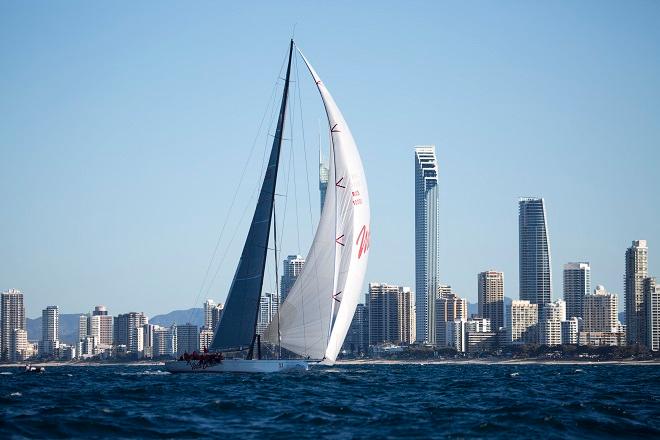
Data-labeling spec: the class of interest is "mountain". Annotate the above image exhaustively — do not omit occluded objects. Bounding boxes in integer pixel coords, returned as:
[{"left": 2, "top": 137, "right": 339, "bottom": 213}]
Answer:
[
  {"left": 150, "top": 308, "right": 204, "bottom": 328},
  {"left": 27, "top": 313, "right": 83, "bottom": 345},
  {"left": 467, "top": 297, "right": 513, "bottom": 317}
]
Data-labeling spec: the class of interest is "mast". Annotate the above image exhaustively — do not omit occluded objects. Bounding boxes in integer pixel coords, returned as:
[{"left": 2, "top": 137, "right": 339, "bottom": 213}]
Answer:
[{"left": 210, "top": 40, "right": 294, "bottom": 353}]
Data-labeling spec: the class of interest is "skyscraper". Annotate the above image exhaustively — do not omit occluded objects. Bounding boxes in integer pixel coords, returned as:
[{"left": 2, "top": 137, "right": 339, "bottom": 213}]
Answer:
[
  {"left": 319, "top": 148, "right": 329, "bottom": 212},
  {"left": 414, "top": 146, "right": 439, "bottom": 344},
  {"left": 518, "top": 198, "right": 552, "bottom": 307},
  {"left": 625, "top": 240, "right": 648, "bottom": 345},
  {"left": 281, "top": 255, "right": 305, "bottom": 302},
  {"left": 644, "top": 277, "right": 659, "bottom": 351},
  {"left": 41, "top": 305, "right": 60, "bottom": 356},
  {"left": 478, "top": 271, "right": 504, "bottom": 331},
  {"left": 1, "top": 289, "right": 25, "bottom": 362},
  {"left": 563, "top": 262, "right": 591, "bottom": 319}
]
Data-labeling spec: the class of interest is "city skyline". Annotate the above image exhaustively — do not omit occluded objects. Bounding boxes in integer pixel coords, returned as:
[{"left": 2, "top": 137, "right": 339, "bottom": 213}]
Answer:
[{"left": 2, "top": 3, "right": 660, "bottom": 316}]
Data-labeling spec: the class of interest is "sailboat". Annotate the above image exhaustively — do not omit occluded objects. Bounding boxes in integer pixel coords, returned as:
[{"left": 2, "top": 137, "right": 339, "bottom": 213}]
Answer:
[{"left": 166, "top": 40, "right": 370, "bottom": 373}]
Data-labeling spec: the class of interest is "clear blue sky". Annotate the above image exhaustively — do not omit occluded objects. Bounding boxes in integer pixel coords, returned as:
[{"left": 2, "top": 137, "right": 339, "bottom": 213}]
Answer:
[{"left": 2, "top": 1, "right": 659, "bottom": 318}]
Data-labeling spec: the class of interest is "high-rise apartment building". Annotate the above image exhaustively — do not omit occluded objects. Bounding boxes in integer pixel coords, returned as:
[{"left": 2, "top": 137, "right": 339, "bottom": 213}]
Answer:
[
  {"left": 281, "top": 255, "right": 305, "bottom": 302},
  {"left": 625, "top": 240, "right": 648, "bottom": 345},
  {"left": 414, "top": 146, "right": 439, "bottom": 344},
  {"left": 539, "top": 299, "right": 566, "bottom": 346},
  {"left": 211, "top": 303, "right": 224, "bottom": 333},
  {"left": 256, "top": 292, "right": 279, "bottom": 336},
  {"left": 644, "top": 277, "right": 660, "bottom": 351},
  {"left": 584, "top": 285, "right": 618, "bottom": 332},
  {"left": 79, "top": 306, "right": 114, "bottom": 347},
  {"left": 92, "top": 305, "right": 114, "bottom": 345},
  {"left": 563, "top": 262, "right": 591, "bottom": 319},
  {"left": 435, "top": 287, "right": 467, "bottom": 347},
  {"left": 199, "top": 327, "right": 214, "bottom": 352},
  {"left": 478, "top": 271, "right": 504, "bottom": 331},
  {"left": 343, "top": 303, "right": 369, "bottom": 354},
  {"left": 1, "top": 289, "right": 25, "bottom": 362},
  {"left": 153, "top": 325, "right": 177, "bottom": 357},
  {"left": 114, "top": 312, "right": 148, "bottom": 354},
  {"left": 398, "top": 287, "right": 416, "bottom": 344},
  {"left": 519, "top": 198, "right": 552, "bottom": 307},
  {"left": 203, "top": 299, "right": 216, "bottom": 330},
  {"left": 10, "top": 329, "right": 29, "bottom": 362},
  {"left": 561, "top": 317, "right": 579, "bottom": 345},
  {"left": 507, "top": 300, "right": 539, "bottom": 344},
  {"left": 41, "top": 306, "right": 60, "bottom": 356},
  {"left": 175, "top": 323, "right": 199, "bottom": 356},
  {"left": 368, "top": 283, "right": 401, "bottom": 345}
]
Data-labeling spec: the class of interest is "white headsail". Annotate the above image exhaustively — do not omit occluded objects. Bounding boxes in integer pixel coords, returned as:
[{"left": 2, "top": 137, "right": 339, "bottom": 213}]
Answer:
[{"left": 264, "top": 45, "right": 370, "bottom": 364}]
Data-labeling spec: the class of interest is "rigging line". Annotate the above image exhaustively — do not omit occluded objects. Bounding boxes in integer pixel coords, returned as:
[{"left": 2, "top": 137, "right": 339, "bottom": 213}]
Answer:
[
  {"left": 293, "top": 51, "right": 317, "bottom": 356},
  {"left": 188, "top": 58, "right": 284, "bottom": 321},
  {"left": 294, "top": 49, "right": 316, "bottom": 241},
  {"left": 202, "top": 76, "right": 285, "bottom": 301},
  {"left": 292, "top": 50, "right": 308, "bottom": 355},
  {"left": 290, "top": 60, "right": 302, "bottom": 254}
]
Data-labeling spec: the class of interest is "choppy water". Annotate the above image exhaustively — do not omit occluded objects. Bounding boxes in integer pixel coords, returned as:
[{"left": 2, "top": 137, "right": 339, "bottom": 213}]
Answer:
[{"left": 1, "top": 363, "right": 658, "bottom": 438}]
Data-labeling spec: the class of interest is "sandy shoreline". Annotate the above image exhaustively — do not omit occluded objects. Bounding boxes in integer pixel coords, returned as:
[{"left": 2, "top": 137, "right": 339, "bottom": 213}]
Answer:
[{"left": 1, "top": 359, "right": 658, "bottom": 368}]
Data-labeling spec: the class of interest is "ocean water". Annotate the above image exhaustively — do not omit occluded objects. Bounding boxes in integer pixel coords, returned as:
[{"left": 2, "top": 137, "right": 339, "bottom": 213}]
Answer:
[{"left": 0, "top": 363, "right": 658, "bottom": 439}]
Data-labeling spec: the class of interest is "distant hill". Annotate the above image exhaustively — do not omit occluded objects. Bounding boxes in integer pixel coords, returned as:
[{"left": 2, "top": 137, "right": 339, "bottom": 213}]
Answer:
[
  {"left": 467, "top": 297, "right": 513, "bottom": 318},
  {"left": 27, "top": 313, "right": 83, "bottom": 345},
  {"left": 150, "top": 308, "right": 204, "bottom": 328}
]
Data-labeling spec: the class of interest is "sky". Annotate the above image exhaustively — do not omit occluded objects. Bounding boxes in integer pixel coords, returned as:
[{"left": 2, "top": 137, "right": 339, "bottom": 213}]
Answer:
[{"left": 1, "top": 1, "right": 659, "bottom": 318}]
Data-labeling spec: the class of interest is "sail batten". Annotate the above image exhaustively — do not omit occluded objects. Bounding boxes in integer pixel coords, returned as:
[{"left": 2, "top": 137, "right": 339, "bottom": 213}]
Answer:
[{"left": 210, "top": 41, "right": 294, "bottom": 352}]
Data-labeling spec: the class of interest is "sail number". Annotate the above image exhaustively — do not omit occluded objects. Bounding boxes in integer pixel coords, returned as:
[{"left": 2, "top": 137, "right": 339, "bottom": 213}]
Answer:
[{"left": 352, "top": 190, "right": 363, "bottom": 206}]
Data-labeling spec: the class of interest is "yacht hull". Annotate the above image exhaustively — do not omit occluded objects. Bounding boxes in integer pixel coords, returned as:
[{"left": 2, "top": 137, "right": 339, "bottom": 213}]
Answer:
[{"left": 165, "top": 359, "right": 309, "bottom": 373}]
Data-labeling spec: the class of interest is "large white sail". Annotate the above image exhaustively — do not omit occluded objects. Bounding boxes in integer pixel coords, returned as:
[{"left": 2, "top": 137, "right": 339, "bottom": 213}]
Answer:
[{"left": 264, "top": 46, "right": 370, "bottom": 364}]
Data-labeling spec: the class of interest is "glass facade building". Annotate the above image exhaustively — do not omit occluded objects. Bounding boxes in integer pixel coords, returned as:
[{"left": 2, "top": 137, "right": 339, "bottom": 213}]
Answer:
[
  {"left": 414, "top": 146, "right": 439, "bottom": 344},
  {"left": 518, "top": 198, "right": 552, "bottom": 307}
]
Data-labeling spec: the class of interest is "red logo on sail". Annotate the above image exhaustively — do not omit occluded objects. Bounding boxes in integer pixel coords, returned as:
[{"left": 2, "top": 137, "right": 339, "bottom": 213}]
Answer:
[{"left": 356, "top": 225, "right": 370, "bottom": 259}]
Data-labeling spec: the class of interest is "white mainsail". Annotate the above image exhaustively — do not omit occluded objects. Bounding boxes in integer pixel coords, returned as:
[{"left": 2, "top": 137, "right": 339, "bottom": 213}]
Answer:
[{"left": 264, "top": 46, "right": 370, "bottom": 364}]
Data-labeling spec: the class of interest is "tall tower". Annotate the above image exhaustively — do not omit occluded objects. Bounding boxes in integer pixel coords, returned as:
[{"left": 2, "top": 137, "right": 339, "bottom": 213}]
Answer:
[
  {"left": 319, "top": 146, "right": 329, "bottom": 212},
  {"left": 1, "top": 289, "right": 25, "bottom": 362},
  {"left": 41, "top": 305, "right": 60, "bottom": 356},
  {"left": 563, "top": 262, "right": 591, "bottom": 319},
  {"left": 518, "top": 198, "right": 552, "bottom": 307},
  {"left": 625, "top": 240, "right": 648, "bottom": 345},
  {"left": 478, "top": 271, "right": 504, "bottom": 331},
  {"left": 414, "top": 146, "right": 439, "bottom": 344},
  {"left": 280, "top": 255, "right": 305, "bottom": 302}
]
